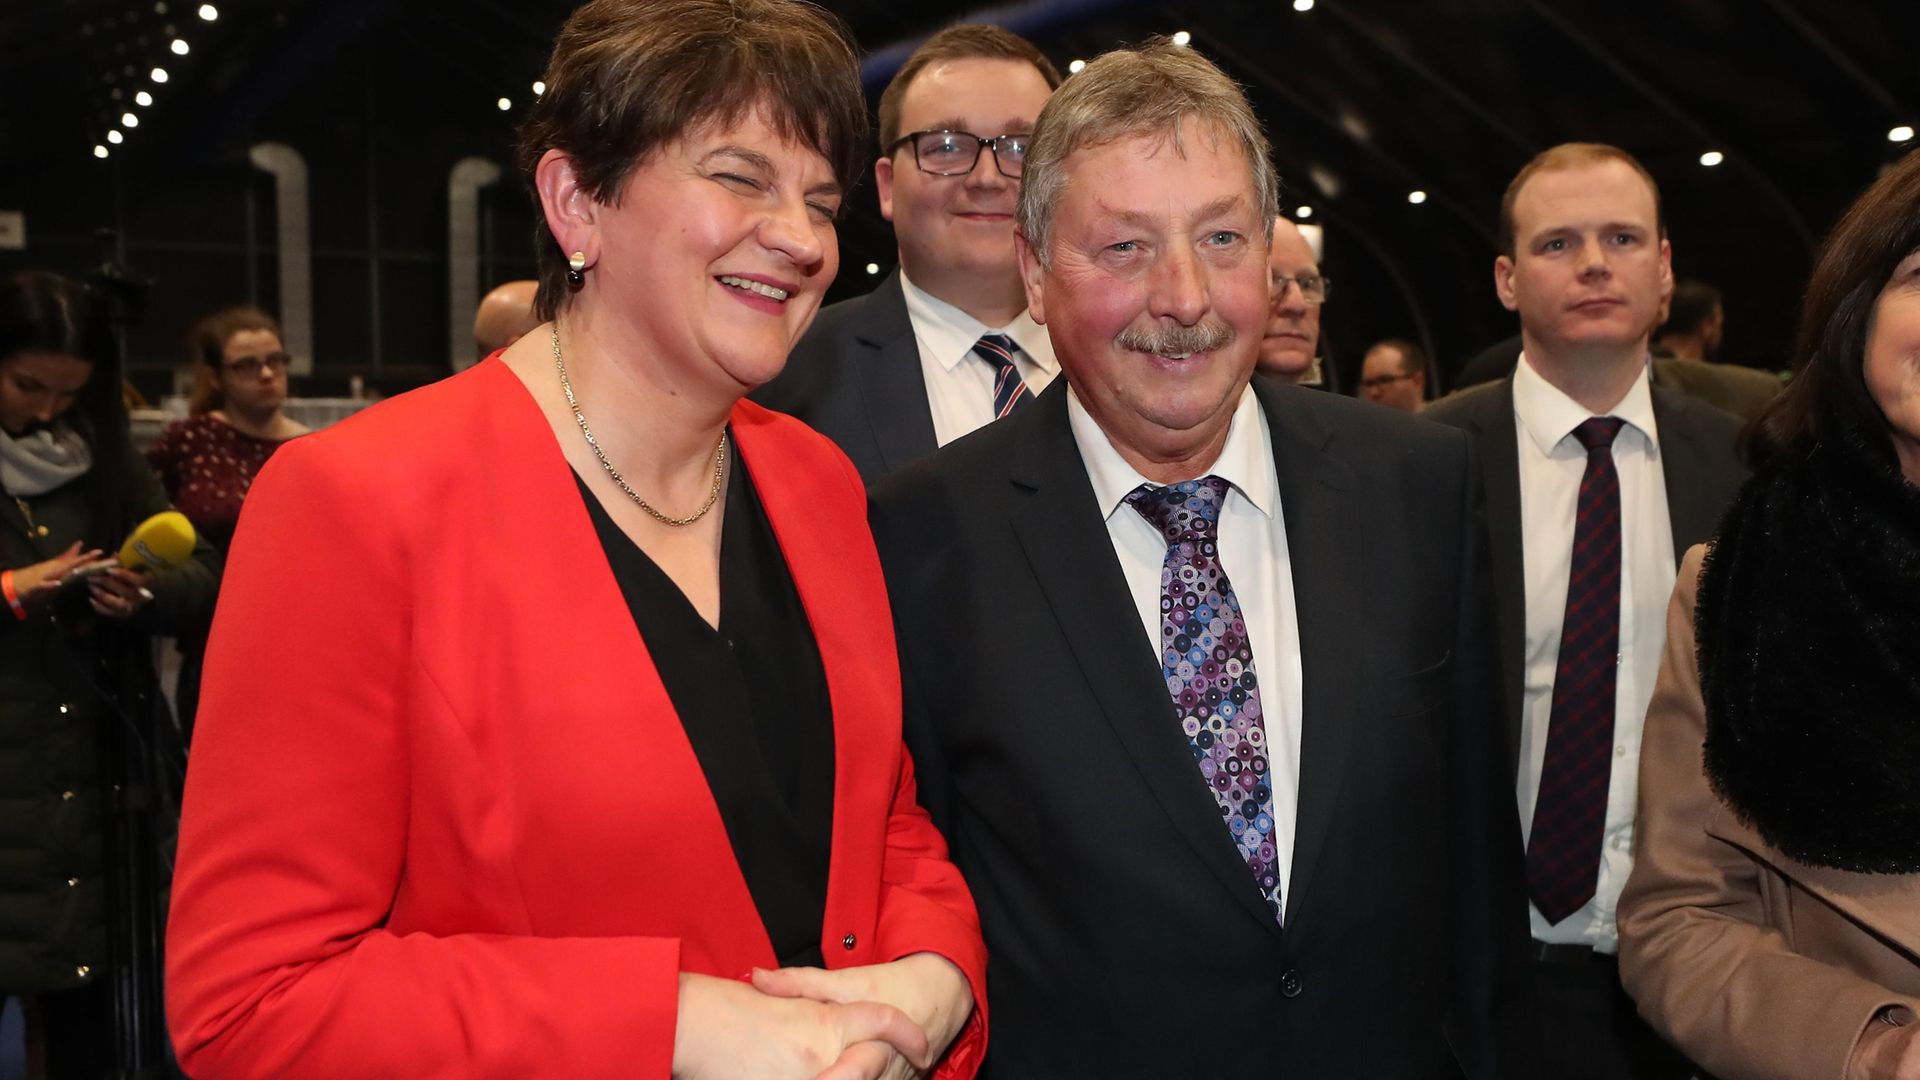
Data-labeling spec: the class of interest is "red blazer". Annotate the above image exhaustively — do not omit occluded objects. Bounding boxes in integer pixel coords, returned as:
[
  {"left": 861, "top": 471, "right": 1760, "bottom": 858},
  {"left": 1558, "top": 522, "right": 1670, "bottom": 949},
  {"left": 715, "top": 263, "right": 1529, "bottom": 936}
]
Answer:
[{"left": 166, "top": 358, "right": 988, "bottom": 1079}]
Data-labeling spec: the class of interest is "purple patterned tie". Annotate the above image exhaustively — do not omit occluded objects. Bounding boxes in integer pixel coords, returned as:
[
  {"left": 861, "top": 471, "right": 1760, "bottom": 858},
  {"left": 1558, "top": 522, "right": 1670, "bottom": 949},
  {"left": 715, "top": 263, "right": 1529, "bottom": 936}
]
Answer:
[
  {"left": 1126, "top": 477, "right": 1281, "bottom": 923},
  {"left": 1527, "top": 417, "right": 1626, "bottom": 924},
  {"left": 972, "top": 333, "right": 1034, "bottom": 419}
]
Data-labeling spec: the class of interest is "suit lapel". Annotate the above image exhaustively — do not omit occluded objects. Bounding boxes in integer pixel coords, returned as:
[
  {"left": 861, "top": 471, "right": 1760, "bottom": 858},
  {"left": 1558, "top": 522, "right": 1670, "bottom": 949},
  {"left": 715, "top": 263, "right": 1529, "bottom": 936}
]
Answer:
[
  {"left": 1248, "top": 380, "right": 1361, "bottom": 931},
  {"left": 851, "top": 272, "right": 938, "bottom": 475},
  {"left": 1006, "top": 384, "right": 1285, "bottom": 937},
  {"left": 1651, "top": 387, "right": 1723, "bottom": 559},
  {"left": 1464, "top": 379, "right": 1529, "bottom": 761}
]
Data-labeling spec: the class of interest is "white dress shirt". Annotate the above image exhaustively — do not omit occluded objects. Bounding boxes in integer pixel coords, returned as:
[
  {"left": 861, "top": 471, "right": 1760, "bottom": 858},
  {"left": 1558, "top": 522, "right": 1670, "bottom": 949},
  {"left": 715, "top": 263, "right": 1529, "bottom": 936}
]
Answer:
[
  {"left": 899, "top": 269, "right": 1059, "bottom": 447},
  {"left": 1066, "top": 384, "right": 1305, "bottom": 920},
  {"left": 1511, "top": 354, "right": 1675, "bottom": 951}
]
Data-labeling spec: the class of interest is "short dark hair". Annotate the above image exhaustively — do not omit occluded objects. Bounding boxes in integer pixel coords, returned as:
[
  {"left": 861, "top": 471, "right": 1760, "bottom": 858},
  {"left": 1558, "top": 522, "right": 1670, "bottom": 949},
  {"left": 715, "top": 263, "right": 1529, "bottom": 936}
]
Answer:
[
  {"left": 0, "top": 271, "right": 134, "bottom": 543},
  {"left": 877, "top": 24, "right": 1062, "bottom": 153},
  {"left": 1658, "top": 279, "right": 1723, "bottom": 338},
  {"left": 1369, "top": 337, "right": 1428, "bottom": 376},
  {"left": 1498, "top": 142, "right": 1663, "bottom": 258},
  {"left": 1746, "top": 149, "right": 1920, "bottom": 470},
  {"left": 187, "top": 305, "right": 282, "bottom": 414},
  {"left": 517, "top": 0, "right": 868, "bottom": 320}
]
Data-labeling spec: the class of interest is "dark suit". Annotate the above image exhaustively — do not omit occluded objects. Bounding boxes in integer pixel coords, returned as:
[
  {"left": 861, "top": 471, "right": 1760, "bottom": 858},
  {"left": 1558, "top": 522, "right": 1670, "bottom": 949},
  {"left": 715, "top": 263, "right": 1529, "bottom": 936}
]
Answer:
[
  {"left": 871, "top": 376, "right": 1533, "bottom": 1078},
  {"left": 753, "top": 270, "right": 938, "bottom": 485},
  {"left": 1423, "top": 375, "right": 1745, "bottom": 1078}
]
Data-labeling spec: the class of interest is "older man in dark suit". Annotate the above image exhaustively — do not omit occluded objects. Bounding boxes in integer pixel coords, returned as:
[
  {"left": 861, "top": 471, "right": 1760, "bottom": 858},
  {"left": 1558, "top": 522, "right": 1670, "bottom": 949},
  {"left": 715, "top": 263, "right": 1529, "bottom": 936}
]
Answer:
[
  {"left": 871, "top": 40, "right": 1532, "bottom": 1079},
  {"left": 1425, "top": 143, "right": 1746, "bottom": 1080}
]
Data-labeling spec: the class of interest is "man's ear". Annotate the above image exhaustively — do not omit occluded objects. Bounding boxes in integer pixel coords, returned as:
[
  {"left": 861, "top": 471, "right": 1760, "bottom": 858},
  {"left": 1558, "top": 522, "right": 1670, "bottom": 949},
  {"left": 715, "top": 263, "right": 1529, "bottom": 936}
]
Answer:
[
  {"left": 1015, "top": 229, "right": 1047, "bottom": 324},
  {"left": 535, "top": 149, "right": 600, "bottom": 266},
  {"left": 875, "top": 155, "right": 896, "bottom": 223},
  {"left": 1493, "top": 254, "right": 1519, "bottom": 313}
]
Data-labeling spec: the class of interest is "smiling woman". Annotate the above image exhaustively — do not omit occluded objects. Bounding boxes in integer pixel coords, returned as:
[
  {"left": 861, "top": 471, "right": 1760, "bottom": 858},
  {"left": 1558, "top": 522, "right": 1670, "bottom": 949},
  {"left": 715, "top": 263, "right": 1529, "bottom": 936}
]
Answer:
[{"left": 162, "top": 2, "right": 987, "bottom": 1079}]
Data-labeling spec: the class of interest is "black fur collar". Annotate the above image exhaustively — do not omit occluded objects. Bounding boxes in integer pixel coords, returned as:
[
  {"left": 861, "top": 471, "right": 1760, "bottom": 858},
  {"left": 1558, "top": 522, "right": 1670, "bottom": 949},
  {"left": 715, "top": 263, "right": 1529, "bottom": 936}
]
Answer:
[{"left": 1697, "top": 429, "right": 1920, "bottom": 873}]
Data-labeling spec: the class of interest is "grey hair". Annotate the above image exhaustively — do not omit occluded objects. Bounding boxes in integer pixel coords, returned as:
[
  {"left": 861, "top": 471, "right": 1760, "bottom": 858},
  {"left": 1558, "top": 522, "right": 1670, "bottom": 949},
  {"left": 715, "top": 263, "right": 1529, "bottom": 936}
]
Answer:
[{"left": 1015, "top": 38, "right": 1278, "bottom": 267}]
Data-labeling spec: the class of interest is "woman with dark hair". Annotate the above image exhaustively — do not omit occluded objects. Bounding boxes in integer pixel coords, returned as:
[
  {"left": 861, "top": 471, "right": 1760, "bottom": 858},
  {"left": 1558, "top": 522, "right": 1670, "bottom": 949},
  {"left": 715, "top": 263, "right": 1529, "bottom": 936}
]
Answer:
[
  {"left": 0, "top": 271, "right": 217, "bottom": 1076},
  {"left": 164, "top": 2, "right": 985, "bottom": 1078},
  {"left": 1619, "top": 149, "right": 1920, "bottom": 1080}
]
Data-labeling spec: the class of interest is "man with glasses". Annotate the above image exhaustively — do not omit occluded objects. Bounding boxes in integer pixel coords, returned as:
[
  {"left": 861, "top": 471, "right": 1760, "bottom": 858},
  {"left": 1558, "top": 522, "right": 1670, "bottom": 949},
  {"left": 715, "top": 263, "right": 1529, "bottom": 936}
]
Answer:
[
  {"left": 1360, "top": 338, "right": 1428, "bottom": 413},
  {"left": 756, "top": 25, "right": 1061, "bottom": 483},
  {"left": 1258, "top": 219, "right": 1330, "bottom": 385}
]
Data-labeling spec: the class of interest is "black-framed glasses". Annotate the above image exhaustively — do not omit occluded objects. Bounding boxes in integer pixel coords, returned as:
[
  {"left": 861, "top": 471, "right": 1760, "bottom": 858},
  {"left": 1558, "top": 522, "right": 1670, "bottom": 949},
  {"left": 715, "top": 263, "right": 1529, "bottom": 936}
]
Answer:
[
  {"left": 890, "top": 130, "right": 1031, "bottom": 178},
  {"left": 223, "top": 352, "right": 291, "bottom": 377},
  {"left": 1273, "top": 274, "right": 1331, "bottom": 304},
  {"left": 1359, "top": 371, "right": 1419, "bottom": 390}
]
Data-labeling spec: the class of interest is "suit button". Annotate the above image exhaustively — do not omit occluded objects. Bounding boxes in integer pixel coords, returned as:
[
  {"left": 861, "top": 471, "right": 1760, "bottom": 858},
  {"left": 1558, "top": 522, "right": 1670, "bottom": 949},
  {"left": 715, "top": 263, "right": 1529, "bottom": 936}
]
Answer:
[
  {"left": 66, "top": 878, "right": 78, "bottom": 888},
  {"left": 842, "top": 933, "right": 857, "bottom": 951},
  {"left": 60, "top": 791, "right": 74, "bottom": 801},
  {"left": 1279, "top": 969, "right": 1302, "bottom": 998}
]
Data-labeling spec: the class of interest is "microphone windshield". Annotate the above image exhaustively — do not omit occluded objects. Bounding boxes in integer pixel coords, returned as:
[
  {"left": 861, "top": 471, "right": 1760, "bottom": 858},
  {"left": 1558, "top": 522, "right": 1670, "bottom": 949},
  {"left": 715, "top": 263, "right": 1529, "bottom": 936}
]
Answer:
[{"left": 118, "top": 511, "right": 197, "bottom": 571}]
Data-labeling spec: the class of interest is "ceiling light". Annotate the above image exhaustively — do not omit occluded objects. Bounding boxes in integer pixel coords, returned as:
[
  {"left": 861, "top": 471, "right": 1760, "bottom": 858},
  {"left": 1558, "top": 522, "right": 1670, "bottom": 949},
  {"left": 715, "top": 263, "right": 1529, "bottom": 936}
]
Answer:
[
  {"left": 122, "top": 112, "right": 139, "bottom": 128},
  {"left": 1171, "top": 30, "right": 1192, "bottom": 46},
  {"left": 497, "top": 97, "right": 512, "bottom": 111},
  {"left": 1698, "top": 150, "right": 1725, "bottom": 167},
  {"left": 198, "top": 4, "right": 218, "bottom": 20},
  {"left": 1293, "top": 0, "right": 1315, "bottom": 10},
  {"left": 1295, "top": 205, "right": 1313, "bottom": 219},
  {"left": 135, "top": 90, "right": 153, "bottom": 106},
  {"left": 150, "top": 67, "right": 169, "bottom": 83},
  {"left": 94, "top": 145, "right": 110, "bottom": 159},
  {"left": 532, "top": 80, "right": 546, "bottom": 96},
  {"left": 107, "top": 130, "right": 124, "bottom": 144},
  {"left": 865, "top": 263, "right": 880, "bottom": 275},
  {"left": 1891, "top": 125, "right": 1915, "bottom": 143},
  {"left": 1407, "top": 189, "right": 1427, "bottom": 205},
  {"left": 170, "top": 38, "right": 190, "bottom": 55},
  {"left": 1068, "top": 59, "right": 1086, "bottom": 74}
]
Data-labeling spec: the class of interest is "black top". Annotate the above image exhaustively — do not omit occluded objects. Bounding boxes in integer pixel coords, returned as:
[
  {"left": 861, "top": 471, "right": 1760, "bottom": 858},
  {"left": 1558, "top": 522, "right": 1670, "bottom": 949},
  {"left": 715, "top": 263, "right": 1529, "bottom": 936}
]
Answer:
[{"left": 574, "top": 444, "right": 834, "bottom": 967}]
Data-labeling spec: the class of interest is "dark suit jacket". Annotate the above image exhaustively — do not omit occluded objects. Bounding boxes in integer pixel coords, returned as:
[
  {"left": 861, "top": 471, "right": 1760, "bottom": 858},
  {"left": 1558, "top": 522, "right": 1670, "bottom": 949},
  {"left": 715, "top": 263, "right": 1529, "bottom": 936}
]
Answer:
[
  {"left": 1423, "top": 377, "right": 1746, "bottom": 763},
  {"left": 753, "top": 270, "right": 938, "bottom": 485},
  {"left": 871, "top": 377, "right": 1533, "bottom": 1079}
]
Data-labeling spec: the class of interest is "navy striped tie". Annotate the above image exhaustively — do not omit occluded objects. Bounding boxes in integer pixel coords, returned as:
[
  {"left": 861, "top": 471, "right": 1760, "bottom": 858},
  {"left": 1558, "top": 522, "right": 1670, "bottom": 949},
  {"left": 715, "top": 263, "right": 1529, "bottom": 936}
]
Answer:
[
  {"left": 973, "top": 333, "right": 1034, "bottom": 418},
  {"left": 1527, "top": 416, "right": 1627, "bottom": 925}
]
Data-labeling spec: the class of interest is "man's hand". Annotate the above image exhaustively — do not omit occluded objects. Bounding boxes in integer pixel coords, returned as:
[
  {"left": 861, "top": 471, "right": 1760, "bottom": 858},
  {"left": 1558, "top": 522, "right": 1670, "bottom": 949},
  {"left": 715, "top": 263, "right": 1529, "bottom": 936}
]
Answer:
[
  {"left": 1849, "top": 1010, "right": 1920, "bottom": 1080},
  {"left": 671, "top": 972, "right": 928, "bottom": 1080},
  {"left": 751, "top": 953, "right": 974, "bottom": 1074}
]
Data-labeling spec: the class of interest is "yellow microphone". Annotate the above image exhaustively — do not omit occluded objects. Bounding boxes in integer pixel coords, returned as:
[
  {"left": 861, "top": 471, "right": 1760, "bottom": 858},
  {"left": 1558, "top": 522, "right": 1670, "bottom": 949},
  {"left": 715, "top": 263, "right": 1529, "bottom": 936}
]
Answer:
[{"left": 117, "top": 511, "right": 197, "bottom": 572}]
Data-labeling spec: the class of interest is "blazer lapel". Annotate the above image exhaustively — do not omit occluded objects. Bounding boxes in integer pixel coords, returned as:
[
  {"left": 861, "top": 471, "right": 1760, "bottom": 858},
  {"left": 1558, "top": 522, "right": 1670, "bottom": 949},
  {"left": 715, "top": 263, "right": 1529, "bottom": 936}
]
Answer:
[
  {"left": 1006, "top": 384, "right": 1285, "bottom": 937},
  {"left": 1464, "top": 379, "right": 1529, "bottom": 762},
  {"left": 851, "top": 272, "right": 938, "bottom": 475},
  {"left": 1248, "top": 379, "right": 1361, "bottom": 931},
  {"left": 1651, "top": 387, "right": 1724, "bottom": 559}
]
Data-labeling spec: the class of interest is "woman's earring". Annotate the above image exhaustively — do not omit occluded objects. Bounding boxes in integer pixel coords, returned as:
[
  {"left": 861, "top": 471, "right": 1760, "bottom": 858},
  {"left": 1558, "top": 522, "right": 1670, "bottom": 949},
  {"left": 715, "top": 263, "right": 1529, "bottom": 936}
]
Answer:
[{"left": 567, "top": 251, "right": 587, "bottom": 289}]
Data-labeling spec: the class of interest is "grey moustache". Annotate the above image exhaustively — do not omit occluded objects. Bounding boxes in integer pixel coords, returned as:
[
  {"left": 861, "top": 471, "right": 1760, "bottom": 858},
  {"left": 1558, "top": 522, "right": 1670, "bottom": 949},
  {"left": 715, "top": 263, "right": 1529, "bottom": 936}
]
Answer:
[{"left": 1114, "top": 321, "right": 1235, "bottom": 357}]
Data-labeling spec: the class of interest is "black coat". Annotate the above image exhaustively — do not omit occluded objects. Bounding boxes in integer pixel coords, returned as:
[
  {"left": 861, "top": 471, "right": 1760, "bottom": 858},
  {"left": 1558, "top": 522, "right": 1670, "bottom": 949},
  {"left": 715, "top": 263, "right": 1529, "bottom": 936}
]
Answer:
[{"left": 0, "top": 448, "right": 217, "bottom": 992}]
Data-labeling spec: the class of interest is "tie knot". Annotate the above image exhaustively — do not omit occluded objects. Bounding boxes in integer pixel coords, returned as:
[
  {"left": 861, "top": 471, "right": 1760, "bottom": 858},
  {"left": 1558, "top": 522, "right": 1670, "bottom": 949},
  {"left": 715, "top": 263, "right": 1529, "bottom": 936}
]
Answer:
[
  {"left": 972, "top": 334, "right": 1021, "bottom": 372},
  {"left": 1572, "top": 416, "right": 1626, "bottom": 453},
  {"left": 1125, "top": 475, "right": 1230, "bottom": 543}
]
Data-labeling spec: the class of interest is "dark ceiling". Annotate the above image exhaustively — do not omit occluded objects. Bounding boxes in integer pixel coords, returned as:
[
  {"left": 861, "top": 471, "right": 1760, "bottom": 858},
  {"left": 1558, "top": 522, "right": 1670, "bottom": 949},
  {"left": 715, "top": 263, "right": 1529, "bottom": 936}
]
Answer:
[{"left": 2, "top": 0, "right": 1916, "bottom": 388}]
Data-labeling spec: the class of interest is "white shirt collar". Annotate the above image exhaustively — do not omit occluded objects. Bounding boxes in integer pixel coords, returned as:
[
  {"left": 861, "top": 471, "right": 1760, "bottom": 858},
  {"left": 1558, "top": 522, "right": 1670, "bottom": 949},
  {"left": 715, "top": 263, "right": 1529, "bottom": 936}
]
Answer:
[
  {"left": 1067, "top": 381, "right": 1277, "bottom": 521},
  {"left": 1511, "top": 351, "right": 1660, "bottom": 457},
  {"left": 897, "top": 267, "right": 1058, "bottom": 375}
]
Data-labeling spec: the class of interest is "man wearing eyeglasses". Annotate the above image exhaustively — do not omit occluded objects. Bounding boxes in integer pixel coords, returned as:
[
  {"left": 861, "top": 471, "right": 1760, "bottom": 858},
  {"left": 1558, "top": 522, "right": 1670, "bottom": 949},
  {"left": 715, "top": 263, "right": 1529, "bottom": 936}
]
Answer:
[
  {"left": 756, "top": 25, "right": 1062, "bottom": 483},
  {"left": 1360, "top": 338, "right": 1428, "bottom": 413},
  {"left": 1258, "top": 219, "right": 1330, "bottom": 386}
]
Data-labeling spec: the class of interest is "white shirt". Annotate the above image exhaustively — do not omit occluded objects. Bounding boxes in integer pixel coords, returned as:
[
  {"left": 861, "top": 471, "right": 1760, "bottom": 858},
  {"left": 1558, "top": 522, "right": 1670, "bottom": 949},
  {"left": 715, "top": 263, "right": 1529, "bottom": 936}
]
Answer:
[
  {"left": 1067, "top": 384, "right": 1306, "bottom": 920},
  {"left": 1511, "top": 354, "right": 1675, "bottom": 951},
  {"left": 899, "top": 269, "right": 1059, "bottom": 447}
]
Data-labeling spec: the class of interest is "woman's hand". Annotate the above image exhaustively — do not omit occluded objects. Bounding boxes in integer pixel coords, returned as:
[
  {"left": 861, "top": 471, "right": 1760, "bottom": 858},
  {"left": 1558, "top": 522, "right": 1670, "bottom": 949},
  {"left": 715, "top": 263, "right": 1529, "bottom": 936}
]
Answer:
[
  {"left": 88, "top": 566, "right": 154, "bottom": 620},
  {"left": 1849, "top": 1010, "right": 1920, "bottom": 1080},
  {"left": 671, "top": 972, "right": 928, "bottom": 1080},
  {"left": 8, "top": 543, "right": 104, "bottom": 609},
  {"left": 751, "top": 953, "right": 974, "bottom": 1075}
]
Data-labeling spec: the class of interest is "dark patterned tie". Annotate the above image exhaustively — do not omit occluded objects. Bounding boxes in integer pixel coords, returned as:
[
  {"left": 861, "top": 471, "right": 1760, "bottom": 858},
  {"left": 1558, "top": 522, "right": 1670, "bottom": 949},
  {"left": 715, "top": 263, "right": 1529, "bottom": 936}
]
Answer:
[
  {"left": 1126, "top": 477, "right": 1281, "bottom": 924},
  {"left": 972, "top": 333, "right": 1034, "bottom": 418},
  {"left": 1527, "top": 416, "right": 1627, "bottom": 925}
]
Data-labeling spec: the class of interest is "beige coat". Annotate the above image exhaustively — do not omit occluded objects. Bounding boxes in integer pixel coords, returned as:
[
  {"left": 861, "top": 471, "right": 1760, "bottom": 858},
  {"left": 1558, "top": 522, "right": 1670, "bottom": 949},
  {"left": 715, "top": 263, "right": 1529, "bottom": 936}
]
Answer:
[{"left": 1618, "top": 544, "right": 1920, "bottom": 1080}]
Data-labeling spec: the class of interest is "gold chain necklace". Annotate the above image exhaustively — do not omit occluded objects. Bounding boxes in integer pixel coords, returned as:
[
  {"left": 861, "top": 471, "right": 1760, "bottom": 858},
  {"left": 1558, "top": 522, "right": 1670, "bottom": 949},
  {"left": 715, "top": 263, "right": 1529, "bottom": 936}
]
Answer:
[{"left": 551, "top": 325, "right": 727, "bottom": 527}]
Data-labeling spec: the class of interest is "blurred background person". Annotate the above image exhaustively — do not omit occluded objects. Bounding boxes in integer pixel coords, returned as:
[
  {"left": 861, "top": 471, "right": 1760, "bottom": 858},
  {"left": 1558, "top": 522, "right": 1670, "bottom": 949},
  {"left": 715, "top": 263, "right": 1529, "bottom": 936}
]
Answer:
[
  {"left": 1620, "top": 149, "right": 1920, "bottom": 1080},
  {"left": 1258, "top": 217, "right": 1328, "bottom": 386},
  {"left": 163, "top": 2, "right": 985, "bottom": 1078},
  {"left": 1649, "top": 278, "right": 1784, "bottom": 421},
  {"left": 1358, "top": 337, "right": 1428, "bottom": 412},
  {"left": 0, "top": 270, "right": 218, "bottom": 1078},
  {"left": 1649, "top": 279, "right": 1726, "bottom": 362},
  {"left": 473, "top": 279, "right": 541, "bottom": 359},
  {"left": 146, "top": 306, "right": 308, "bottom": 739}
]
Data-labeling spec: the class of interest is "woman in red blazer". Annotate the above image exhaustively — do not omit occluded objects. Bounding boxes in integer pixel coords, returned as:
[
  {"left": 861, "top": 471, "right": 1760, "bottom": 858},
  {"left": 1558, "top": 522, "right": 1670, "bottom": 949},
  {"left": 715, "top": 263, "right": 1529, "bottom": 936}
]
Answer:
[{"left": 164, "top": 2, "right": 986, "bottom": 1077}]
